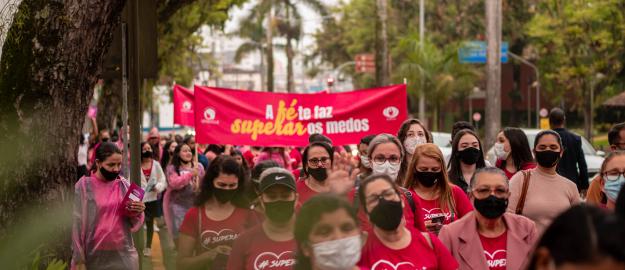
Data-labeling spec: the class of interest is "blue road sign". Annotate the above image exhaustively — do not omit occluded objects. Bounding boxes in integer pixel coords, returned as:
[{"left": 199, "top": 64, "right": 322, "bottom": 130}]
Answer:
[{"left": 459, "top": 41, "right": 508, "bottom": 64}]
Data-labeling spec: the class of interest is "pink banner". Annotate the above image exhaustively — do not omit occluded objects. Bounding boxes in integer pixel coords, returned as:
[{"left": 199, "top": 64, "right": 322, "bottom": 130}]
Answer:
[
  {"left": 173, "top": 84, "right": 195, "bottom": 127},
  {"left": 194, "top": 85, "right": 408, "bottom": 146}
]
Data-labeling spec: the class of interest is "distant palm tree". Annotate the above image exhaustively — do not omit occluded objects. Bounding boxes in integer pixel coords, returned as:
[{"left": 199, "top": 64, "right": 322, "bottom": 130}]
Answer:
[
  {"left": 396, "top": 35, "right": 480, "bottom": 130},
  {"left": 237, "top": 0, "right": 329, "bottom": 92}
]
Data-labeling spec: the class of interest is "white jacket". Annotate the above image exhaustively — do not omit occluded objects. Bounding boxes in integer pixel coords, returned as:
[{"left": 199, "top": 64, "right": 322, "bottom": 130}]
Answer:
[{"left": 140, "top": 160, "right": 167, "bottom": 202}]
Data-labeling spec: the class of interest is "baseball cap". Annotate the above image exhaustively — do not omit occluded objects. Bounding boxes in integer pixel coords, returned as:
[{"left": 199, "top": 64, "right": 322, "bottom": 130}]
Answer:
[{"left": 259, "top": 167, "right": 296, "bottom": 193}]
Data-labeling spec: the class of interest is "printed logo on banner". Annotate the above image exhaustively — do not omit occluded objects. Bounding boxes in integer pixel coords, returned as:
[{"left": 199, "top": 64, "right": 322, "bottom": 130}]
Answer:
[
  {"left": 253, "top": 251, "right": 295, "bottom": 270},
  {"left": 383, "top": 106, "right": 400, "bottom": 120},
  {"left": 201, "top": 107, "right": 219, "bottom": 124},
  {"left": 200, "top": 229, "right": 238, "bottom": 249},
  {"left": 182, "top": 101, "right": 192, "bottom": 112}
]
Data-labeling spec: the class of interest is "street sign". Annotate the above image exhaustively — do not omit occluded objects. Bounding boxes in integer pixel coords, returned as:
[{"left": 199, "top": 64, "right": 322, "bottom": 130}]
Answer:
[
  {"left": 355, "top": 53, "right": 375, "bottom": 74},
  {"left": 539, "top": 108, "right": 549, "bottom": 118},
  {"left": 355, "top": 54, "right": 375, "bottom": 62},
  {"left": 540, "top": 118, "right": 550, "bottom": 130},
  {"left": 458, "top": 41, "right": 508, "bottom": 64},
  {"left": 473, "top": 112, "right": 482, "bottom": 122}
]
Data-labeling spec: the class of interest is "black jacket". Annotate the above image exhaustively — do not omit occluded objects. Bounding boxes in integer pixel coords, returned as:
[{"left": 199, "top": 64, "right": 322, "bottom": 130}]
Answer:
[{"left": 553, "top": 128, "right": 589, "bottom": 191}]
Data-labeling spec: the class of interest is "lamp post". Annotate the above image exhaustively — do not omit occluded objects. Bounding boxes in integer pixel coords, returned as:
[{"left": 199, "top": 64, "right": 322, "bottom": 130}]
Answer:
[
  {"left": 508, "top": 52, "right": 540, "bottom": 128},
  {"left": 589, "top": 72, "right": 605, "bottom": 141},
  {"left": 418, "top": 0, "right": 426, "bottom": 124}
]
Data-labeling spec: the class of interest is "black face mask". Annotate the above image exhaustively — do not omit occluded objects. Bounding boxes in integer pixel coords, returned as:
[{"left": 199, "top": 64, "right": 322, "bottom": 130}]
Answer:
[
  {"left": 99, "top": 166, "right": 120, "bottom": 181},
  {"left": 535, "top": 150, "right": 561, "bottom": 168},
  {"left": 101, "top": 138, "right": 110, "bottom": 143},
  {"left": 458, "top": 147, "right": 481, "bottom": 165},
  {"left": 307, "top": 167, "right": 328, "bottom": 182},
  {"left": 474, "top": 195, "right": 508, "bottom": 219},
  {"left": 369, "top": 197, "right": 403, "bottom": 231},
  {"left": 415, "top": 171, "right": 440, "bottom": 187},
  {"left": 264, "top": 200, "right": 295, "bottom": 224},
  {"left": 142, "top": 151, "right": 153, "bottom": 159},
  {"left": 214, "top": 188, "right": 237, "bottom": 204}
]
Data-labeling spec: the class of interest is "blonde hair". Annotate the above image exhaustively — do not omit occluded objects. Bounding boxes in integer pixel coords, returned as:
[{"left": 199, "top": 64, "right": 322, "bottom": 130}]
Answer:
[{"left": 404, "top": 143, "right": 456, "bottom": 214}]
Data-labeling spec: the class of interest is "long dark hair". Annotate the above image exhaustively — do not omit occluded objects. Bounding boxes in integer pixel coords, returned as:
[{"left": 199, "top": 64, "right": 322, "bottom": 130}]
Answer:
[
  {"left": 501, "top": 127, "right": 534, "bottom": 171},
  {"left": 358, "top": 174, "right": 401, "bottom": 213},
  {"left": 294, "top": 194, "right": 359, "bottom": 270},
  {"left": 140, "top": 141, "right": 151, "bottom": 161},
  {"left": 301, "top": 142, "right": 334, "bottom": 178},
  {"left": 528, "top": 205, "right": 625, "bottom": 269},
  {"left": 447, "top": 129, "right": 486, "bottom": 184},
  {"left": 534, "top": 130, "right": 563, "bottom": 149},
  {"left": 195, "top": 155, "right": 246, "bottom": 206},
  {"left": 161, "top": 140, "right": 175, "bottom": 169},
  {"left": 170, "top": 143, "right": 194, "bottom": 175},
  {"left": 91, "top": 142, "right": 122, "bottom": 172},
  {"left": 230, "top": 149, "right": 250, "bottom": 179}
]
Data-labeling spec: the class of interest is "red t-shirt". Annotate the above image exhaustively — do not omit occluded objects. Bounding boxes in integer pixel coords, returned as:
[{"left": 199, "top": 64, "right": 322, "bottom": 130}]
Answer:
[
  {"left": 227, "top": 224, "right": 297, "bottom": 270},
  {"left": 296, "top": 180, "right": 357, "bottom": 210},
  {"left": 179, "top": 206, "right": 258, "bottom": 255},
  {"left": 415, "top": 185, "right": 473, "bottom": 225},
  {"left": 296, "top": 180, "right": 318, "bottom": 205},
  {"left": 243, "top": 150, "right": 256, "bottom": 168},
  {"left": 495, "top": 160, "right": 537, "bottom": 180},
  {"left": 479, "top": 231, "right": 508, "bottom": 270},
  {"left": 358, "top": 229, "right": 458, "bottom": 270},
  {"left": 142, "top": 167, "right": 152, "bottom": 179},
  {"left": 357, "top": 190, "right": 426, "bottom": 233}
]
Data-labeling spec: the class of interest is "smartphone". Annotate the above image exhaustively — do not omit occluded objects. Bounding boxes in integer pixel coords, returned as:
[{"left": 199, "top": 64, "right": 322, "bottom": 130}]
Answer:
[{"left": 431, "top": 216, "right": 445, "bottom": 224}]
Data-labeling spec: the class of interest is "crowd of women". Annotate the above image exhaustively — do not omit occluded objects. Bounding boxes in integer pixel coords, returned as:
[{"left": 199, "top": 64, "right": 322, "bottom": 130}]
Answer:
[{"left": 71, "top": 119, "right": 625, "bottom": 270}]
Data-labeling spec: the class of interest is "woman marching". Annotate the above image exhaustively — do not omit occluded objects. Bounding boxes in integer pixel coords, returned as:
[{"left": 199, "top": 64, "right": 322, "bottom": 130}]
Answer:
[
  {"left": 163, "top": 143, "right": 205, "bottom": 245},
  {"left": 71, "top": 142, "right": 145, "bottom": 270}
]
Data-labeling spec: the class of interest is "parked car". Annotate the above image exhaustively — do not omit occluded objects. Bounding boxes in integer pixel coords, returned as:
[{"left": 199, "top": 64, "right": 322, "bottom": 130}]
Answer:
[
  {"left": 431, "top": 132, "right": 453, "bottom": 164},
  {"left": 485, "top": 129, "right": 605, "bottom": 181}
]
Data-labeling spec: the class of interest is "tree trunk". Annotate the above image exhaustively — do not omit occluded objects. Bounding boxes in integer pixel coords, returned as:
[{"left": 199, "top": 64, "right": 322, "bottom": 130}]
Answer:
[
  {"left": 484, "top": 0, "right": 502, "bottom": 151},
  {"left": 286, "top": 37, "right": 294, "bottom": 93},
  {"left": 376, "top": 0, "right": 389, "bottom": 86},
  {"left": 97, "top": 78, "right": 123, "bottom": 130},
  {"left": 285, "top": 4, "right": 294, "bottom": 93},
  {"left": 266, "top": 2, "right": 274, "bottom": 92},
  {"left": 0, "top": 0, "right": 126, "bottom": 266}
]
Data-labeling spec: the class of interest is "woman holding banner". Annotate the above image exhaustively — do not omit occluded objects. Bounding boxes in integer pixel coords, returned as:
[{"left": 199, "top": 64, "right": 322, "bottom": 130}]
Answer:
[{"left": 164, "top": 143, "right": 205, "bottom": 245}]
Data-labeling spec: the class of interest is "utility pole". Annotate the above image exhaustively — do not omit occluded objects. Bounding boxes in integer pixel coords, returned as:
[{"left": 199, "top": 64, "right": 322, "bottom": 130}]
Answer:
[
  {"left": 376, "top": 0, "right": 389, "bottom": 86},
  {"left": 418, "top": 0, "right": 426, "bottom": 125},
  {"left": 485, "top": 0, "right": 502, "bottom": 150}
]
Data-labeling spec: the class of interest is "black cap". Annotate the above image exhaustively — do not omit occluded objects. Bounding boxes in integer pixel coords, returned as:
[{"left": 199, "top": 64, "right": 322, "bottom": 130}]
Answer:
[{"left": 259, "top": 167, "right": 296, "bottom": 193}]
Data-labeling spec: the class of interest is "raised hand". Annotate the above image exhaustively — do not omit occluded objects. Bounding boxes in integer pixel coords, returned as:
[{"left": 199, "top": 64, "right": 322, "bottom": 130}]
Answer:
[{"left": 327, "top": 151, "right": 360, "bottom": 195}]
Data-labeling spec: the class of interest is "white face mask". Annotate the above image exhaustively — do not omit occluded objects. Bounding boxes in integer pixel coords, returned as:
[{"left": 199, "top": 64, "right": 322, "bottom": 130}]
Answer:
[
  {"left": 494, "top": 142, "right": 509, "bottom": 160},
  {"left": 360, "top": 155, "right": 371, "bottom": 168},
  {"left": 311, "top": 235, "right": 362, "bottom": 270},
  {"left": 404, "top": 136, "right": 427, "bottom": 155},
  {"left": 372, "top": 161, "right": 401, "bottom": 180}
]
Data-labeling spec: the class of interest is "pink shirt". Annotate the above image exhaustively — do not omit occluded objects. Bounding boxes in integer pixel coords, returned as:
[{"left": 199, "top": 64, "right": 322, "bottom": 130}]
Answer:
[{"left": 507, "top": 168, "right": 581, "bottom": 234}]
